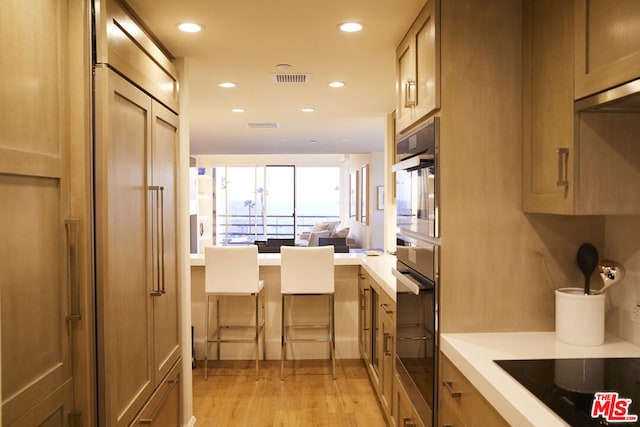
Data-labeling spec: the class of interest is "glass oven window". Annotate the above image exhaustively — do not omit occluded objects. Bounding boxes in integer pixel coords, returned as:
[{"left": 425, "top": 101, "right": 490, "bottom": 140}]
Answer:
[{"left": 396, "top": 165, "right": 437, "bottom": 238}]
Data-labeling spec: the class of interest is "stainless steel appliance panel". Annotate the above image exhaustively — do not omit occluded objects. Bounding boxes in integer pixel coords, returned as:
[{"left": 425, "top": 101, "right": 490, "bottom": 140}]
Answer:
[
  {"left": 394, "top": 235, "right": 438, "bottom": 426},
  {"left": 393, "top": 117, "right": 439, "bottom": 240}
]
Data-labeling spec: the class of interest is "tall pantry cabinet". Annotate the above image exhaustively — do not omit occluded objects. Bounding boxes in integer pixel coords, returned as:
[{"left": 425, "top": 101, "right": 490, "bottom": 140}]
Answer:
[
  {"left": 94, "top": 0, "right": 181, "bottom": 425},
  {"left": 1, "top": 1, "right": 94, "bottom": 425}
]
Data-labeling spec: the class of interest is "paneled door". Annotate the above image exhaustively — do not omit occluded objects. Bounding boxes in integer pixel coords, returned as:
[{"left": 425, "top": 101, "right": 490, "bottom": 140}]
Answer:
[
  {"left": 0, "top": 0, "right": 75, "bottom": 425},
  {"left": 95, "top": 66, "right": 155, "bottom": 427},
  {"left": 150, "top": 101, "right": 181, "bottom": 384},
  {"left": 95, "top": 66, "right": 181, "bottom": 427}
]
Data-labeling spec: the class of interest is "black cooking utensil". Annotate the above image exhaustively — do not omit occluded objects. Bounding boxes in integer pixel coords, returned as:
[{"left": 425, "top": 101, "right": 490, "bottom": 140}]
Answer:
[{"left": 576, "top": 243, "right": 599, "bottom": 295}]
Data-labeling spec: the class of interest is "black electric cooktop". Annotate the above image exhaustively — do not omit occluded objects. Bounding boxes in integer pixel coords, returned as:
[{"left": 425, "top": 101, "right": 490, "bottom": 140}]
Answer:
[{"left": 495, "top": 358, "right": 640, "bottom": 426}]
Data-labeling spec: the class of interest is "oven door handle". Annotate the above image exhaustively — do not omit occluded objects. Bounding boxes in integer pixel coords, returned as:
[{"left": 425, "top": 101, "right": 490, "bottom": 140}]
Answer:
[
  {"left": 392, "top": 267, "right": 420, "bottom": 295},
  {"left": 391, "top": 154, "right": 435, "bottom": 172}
]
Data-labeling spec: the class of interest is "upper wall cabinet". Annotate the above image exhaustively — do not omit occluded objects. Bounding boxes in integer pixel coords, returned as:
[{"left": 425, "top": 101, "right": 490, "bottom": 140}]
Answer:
[
  {"left": 94, "top": 0, "right": 179, "bottom": 113},
  {"left": 395, "top": 0, "right": 440, "bottom": 136},
  {"left": 523, "top": 0, "right": 640, "bottom": 215},
  {"left": 574, "top": 0, "right": 640, "bottom": 100}
]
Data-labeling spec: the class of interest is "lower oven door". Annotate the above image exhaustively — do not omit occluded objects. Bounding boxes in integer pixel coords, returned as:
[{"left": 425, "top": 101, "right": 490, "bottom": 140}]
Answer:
[{"left": 393, "top": 264, "right": 438, "bottom": 426}]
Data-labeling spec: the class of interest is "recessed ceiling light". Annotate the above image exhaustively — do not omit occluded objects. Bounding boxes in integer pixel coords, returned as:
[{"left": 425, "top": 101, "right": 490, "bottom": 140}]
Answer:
[
  {"left": 328, "top": 81, "right": 345, "bottom": 88},
  {"left": 276, "top": 63, "right": 292, "bottom": 70},
  {"left": 301, "top": 108, "right": 315, "bottom": 113},
  {"left": 219, "top": 82, "right": 237, "bottom": 88},
  {"left": 339, "top": 22, "right": 363, "bottom": 32},
  {"left": 308, "top": 140, "right": 318, "bottom": 144},
  {"left": 177, "top": 22, "right": 203, "bottom": 33},
  {"left": 231, "top": 108, "right": 245, "bottom": 113}
]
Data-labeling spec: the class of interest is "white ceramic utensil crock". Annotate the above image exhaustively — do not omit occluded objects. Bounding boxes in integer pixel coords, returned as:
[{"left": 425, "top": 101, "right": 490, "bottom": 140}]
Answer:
[{"left": 555, "top": 287, "right": 605, "bottom": 346}]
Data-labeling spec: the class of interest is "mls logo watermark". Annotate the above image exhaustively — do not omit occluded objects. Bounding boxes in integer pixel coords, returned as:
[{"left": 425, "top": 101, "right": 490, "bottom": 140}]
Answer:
[{"left": 591, "top": 392, "right": 638, "bottom": 423}]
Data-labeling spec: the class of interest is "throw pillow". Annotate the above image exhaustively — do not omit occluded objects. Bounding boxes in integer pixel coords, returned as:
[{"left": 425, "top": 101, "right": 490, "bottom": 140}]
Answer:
[
  {"left": 311, "top": 222, "right": 330, "bottom": 232},
  {"left": 332, "top": 227, "right": 350, "bottom": 238}
]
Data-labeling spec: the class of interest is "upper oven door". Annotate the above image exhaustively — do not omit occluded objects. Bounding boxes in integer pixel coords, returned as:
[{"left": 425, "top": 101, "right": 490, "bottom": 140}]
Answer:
[
  {"left": 393, "top": 160, "right": 438, "bottom": 239},
  {"left": 393, "top": 117, "right": 439, "bottom": 240}
]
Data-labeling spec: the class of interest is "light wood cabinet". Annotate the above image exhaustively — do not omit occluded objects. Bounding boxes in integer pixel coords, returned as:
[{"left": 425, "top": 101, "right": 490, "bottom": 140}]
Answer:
[
  {"left": 94, "top": 0, "right": 181, "bottom": 425},
  {"left": 574, "top": 0, "right": 640, "bottom": 100},
  {"left": 359, "top": 268, "right": 396, "bottom": 425},
  {"left": 379, "top": 290, "right": 396, "bottom": 420},
  {"left": 439, "top": 355, "right": 508, "bottom": 427},
  {"left": 522, "top": 0, "right": 640, "bottom": 214},
  {"left": 394, "top": 375, "right": 426, "bottom": 427},
  {"left": 395, "top": 0, "right": 440, "bottom": 136},
  {"left": 130, "top": 360, "right": 181, "bottom": 427},
  {"left": 1, "top": 1, "right": 88, "bottom": 425},
  {"left": 95, "top": 66, "right": 180, "bottom": 427},
  {"left": 358, "top": 271, "right": 372, "bottom": 365},
  {"left": 522, "top": 0, "right": 576, "bottom": 214}
]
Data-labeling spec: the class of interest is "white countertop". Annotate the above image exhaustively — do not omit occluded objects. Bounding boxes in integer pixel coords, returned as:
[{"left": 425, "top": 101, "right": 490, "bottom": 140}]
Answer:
[
  {"left": 190, "top": 251, "right": 398, "bottom": 299},
  {"left": 441, "top": 332, "right": 640, "bottom": 426}
]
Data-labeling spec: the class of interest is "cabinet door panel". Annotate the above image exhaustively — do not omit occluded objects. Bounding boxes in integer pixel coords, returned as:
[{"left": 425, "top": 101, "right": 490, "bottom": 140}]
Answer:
[
  {"left": 395, "top": 0, "right": 440, "bottom": 136},
  {"left": 414, "top": 0, "right": 439, "bottom": 121},
  {"left": 10, "top": 380, "right": 73, "bottom": 427},
  {"left": 151, "top": 101, "right": 181, "bottom": 383},
  {"left": 95, "top": 67, "right": 154, "bottom": 427},
  {"left": 396, "top": 42, "right": 416, "bottom": 134},
  {"left": 0, "top": 176, "right": 72, "bottom": 425},
  {"left": 575, "top": 0, "right": 640, "bottom": 98},
  {"left": 0, "top": 1, "right": 74, "bottom": 424},
  {"left": 522, "top": 0, "right": 575, "bottom": 213}
]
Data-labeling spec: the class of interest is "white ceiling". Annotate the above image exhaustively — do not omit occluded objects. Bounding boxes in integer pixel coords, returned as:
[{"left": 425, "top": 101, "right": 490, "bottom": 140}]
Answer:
[{"left": 126, "top": 0, "right": 425, "bottom": 155}]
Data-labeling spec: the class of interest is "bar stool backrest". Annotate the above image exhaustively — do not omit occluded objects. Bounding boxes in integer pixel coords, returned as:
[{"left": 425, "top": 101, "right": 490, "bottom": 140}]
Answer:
[
  {"left": 205, "top": 245, "right": 260, "bottom": 294},
  {"left": 280, "top": 246, "right": 334, "bottom": 294}
]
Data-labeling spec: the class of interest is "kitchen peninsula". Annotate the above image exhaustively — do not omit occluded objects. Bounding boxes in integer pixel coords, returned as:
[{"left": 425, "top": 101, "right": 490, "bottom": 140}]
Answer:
[{"left": 190, "top": 252, "right": 396, "bottom": 361}]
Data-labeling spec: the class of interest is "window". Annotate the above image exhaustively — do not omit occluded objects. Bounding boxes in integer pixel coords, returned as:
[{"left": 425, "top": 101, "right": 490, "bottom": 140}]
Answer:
[{"left": 203, "top": 165, "right": 340, "bottom": 245}]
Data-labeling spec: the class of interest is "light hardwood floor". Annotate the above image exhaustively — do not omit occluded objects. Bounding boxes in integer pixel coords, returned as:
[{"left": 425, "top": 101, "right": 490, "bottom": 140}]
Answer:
[{"left": 192, "top": 359, "right": 387, "bottom": 426}]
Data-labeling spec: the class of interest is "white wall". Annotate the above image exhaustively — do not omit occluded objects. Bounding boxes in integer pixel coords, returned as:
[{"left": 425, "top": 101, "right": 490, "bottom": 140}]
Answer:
[
  {"left": 369, "top": 151, "right": 385, "bottom": 249},
  {"left": 341, "top": 152, "right": 385, "bottom": 250},
  {"left": 604, "top": 216, "right": 640, "bottom": 345},
  {"left": 175, "top": 58, "right": 196, "bottom": 427}
]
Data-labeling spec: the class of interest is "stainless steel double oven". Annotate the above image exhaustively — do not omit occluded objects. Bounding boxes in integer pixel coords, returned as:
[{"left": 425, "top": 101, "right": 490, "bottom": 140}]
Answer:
[{"left": 392, "top": 116, "right": 439, "bottom": 426}]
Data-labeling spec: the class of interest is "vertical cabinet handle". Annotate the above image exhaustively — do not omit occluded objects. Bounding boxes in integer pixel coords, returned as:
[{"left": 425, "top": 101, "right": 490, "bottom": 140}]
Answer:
[
  {"left": 556, "top": 147, "right": 569, "bottom": 188},
  {"left": 383, "top": 332, "right": 393, "bottom": 355},
  {"left": 65, "top": 219, "right": 81, "bottom": 322},
  {"left": 359, "top": 287, "right": 369, "bottom": 310},
  {"left": 404, "top": 80, "right": 417, "bottom": 108},
  {"left": 158, "top": 186, "right": 166, "bottom": 294},
  {"left": 148, "top": 186, "right": 163, "bottom": 297}
]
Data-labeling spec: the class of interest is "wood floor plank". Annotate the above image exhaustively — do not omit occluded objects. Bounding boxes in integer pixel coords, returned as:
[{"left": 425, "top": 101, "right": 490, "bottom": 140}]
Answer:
[{"left": 193, "top": 359, "right": 387, "bottom": 427}]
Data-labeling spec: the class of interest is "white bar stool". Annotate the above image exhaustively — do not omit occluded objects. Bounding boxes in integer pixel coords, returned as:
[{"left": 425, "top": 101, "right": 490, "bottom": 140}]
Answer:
[
  {"left": 280, "top": 246, "right": 335, "bottom": 381},
  {"left": 204, "top": 245, "right": 265, "bottom": 380}
]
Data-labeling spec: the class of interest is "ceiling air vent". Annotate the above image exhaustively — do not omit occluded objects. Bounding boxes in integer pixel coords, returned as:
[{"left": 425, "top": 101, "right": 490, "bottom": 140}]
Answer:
[
  {"left": 247, "top": 122, "right": 280, "bottom": 129},
  {"left": 271, "top": 73, "right": 312, "bottom": 84}
]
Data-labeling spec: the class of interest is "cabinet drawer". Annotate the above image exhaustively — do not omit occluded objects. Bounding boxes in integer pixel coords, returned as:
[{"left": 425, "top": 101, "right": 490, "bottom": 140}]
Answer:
[
  {"left": 130, "top": 359, "right": 182, "bottom": 426},
  {"left": 439, "top": 392, "right": 467, "bottom": 427},
  {"left": 439, "top": 355, "right": 508, "bottom": 427}
]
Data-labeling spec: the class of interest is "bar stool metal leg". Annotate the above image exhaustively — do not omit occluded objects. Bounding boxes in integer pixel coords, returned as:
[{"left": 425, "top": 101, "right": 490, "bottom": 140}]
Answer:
[
  {"left": 204, "top": 294, "right": 210, "bottom": 380},
  {"left": 262, "top": 291, "right": 267, "bottom": 362},
  {"left": 330, "top": 294, "right": 336, "bottom": 380},
  {"left": 280, "top": 294, "right": 285, "bottom": 381},
  {"left": 254, "top": 292, "right": 259, "bottom": 381},
  {"left": 216, "top": 296, "right": 221, "bottom": 361}
]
